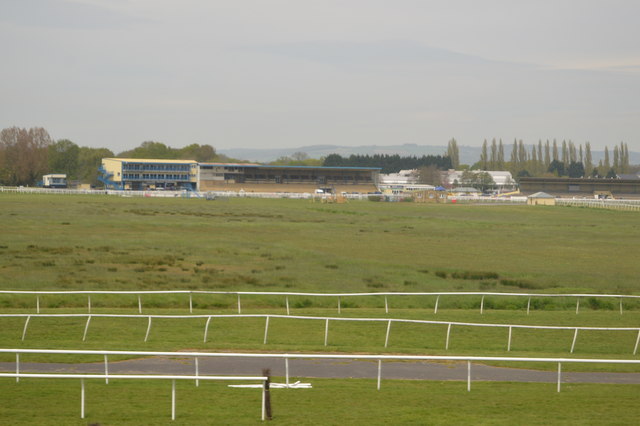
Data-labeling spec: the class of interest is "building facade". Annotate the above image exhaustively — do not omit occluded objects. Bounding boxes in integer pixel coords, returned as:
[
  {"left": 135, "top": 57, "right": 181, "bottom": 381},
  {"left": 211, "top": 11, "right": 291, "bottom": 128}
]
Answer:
[
  {"left": 99, "top": 158, "right": 380, "bottom": 193},
  {"left": 99, "top": 158, "right": 198, "bottom": 190}
]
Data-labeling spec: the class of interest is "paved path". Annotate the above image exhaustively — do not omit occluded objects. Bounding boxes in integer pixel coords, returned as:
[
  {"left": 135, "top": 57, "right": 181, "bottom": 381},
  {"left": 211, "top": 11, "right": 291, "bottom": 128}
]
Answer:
[{"left": 2, "top": 357, "right": 640, "bottom": 384}]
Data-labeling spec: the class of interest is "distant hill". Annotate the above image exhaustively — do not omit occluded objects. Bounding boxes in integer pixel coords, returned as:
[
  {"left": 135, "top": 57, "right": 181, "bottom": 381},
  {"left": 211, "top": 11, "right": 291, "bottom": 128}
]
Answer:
[{"left": 219, "top": 144, "right": 640, "bottom": 167}]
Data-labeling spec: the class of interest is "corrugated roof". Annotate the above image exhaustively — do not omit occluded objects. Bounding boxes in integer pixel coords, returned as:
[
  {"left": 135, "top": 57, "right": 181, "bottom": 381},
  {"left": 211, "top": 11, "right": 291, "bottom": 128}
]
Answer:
[
  {"left": 528, "top": 192, "right": 555, "bottom": 198},
  {"left": 105, "top": 158, "right": 198, "bottom": 164}
]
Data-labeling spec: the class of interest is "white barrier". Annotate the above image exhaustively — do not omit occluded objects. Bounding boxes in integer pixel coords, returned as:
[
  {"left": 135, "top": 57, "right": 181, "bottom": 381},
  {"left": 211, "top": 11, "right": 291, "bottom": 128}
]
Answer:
[
  {"left": 557, "top": 198, "right": 640, "bottom": 211},
  {"left": 1, "top": 290, "right": 638, "bottom": 315},
  {"left": 0, "top": 371, "right": 268, "bottom": 420},
  {"left": 4, "top": 313, "right": 640, "bottom": 354},
  {"left": 2, "top": 348, "right": 640, "bottom": 394}
]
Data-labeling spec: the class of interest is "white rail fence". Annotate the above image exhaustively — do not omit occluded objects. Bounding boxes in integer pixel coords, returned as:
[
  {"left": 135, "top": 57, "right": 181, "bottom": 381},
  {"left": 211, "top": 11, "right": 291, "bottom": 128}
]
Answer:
[
  {"left": 2, "top": 290, "right": 639, "bottom": 315},
  {"left": 2, "top": 348, "right": 640, "bottom": 395},
  {"left": 4, "top": 313, "right": 640, "bottom": 355},
  {"left": 0, "top": 370, "right": 268, "bottom": 421},
  {"left": 557, "top": 198, "right": 640, "bottom": 211}
]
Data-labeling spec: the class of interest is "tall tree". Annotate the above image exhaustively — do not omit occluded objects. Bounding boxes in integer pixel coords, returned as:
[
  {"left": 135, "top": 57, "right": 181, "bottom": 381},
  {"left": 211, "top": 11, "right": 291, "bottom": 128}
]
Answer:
[
  {"left": 552, "top": 139, "right": 559, "bottom": 162},
  {"left": 569, "top": 141, "right": 577, "bottom": 164},
  {"left": 518, "top": 140, "right": 527, "bottom": 165},
  {"left": 447, "top": 138, "right": 459, "bottom": 168},
  {"left": 510, "top": 139, "right": 519, "bottom": 172},
  {"left": 613, "top": 146, "right": 620, "bottom": 172},
  {"left": 584, "top": 142, "right": 593, "bottom": 176},
  {"left": 537, "top": 140, "right": 543, "bottom": 172},
  {"left": 48, "top": 139, "right": 80, "bottom": 179},
  {"left": 490, "top": 139, "right": 498, "bottom": 169},
  {"left": 480, "top": 139, "right": 488, "bottom": 170},
  {"left": 544, "top": 140, "right": 551, "bottom": 169},
  {"left": 0, "top": 127, "right": 52, "bottom": 186},
  {"left": 561, "top": 140, "right": 568, "bottom": 166},
  {"left": 498, "top": 139, "right": 505, "bottom": 169},
  {"left": 603, "top": 146, "right": 610, "bottom": 169}
]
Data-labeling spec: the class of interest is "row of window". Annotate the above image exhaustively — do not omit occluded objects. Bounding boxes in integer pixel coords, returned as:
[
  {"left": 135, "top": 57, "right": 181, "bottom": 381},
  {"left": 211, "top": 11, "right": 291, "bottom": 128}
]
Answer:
[
  {"left": 123, "top": 164, "right": 192, "bottom": 171},
  {"left": 122, "top": 173, "right": 191, "bottom": 180}
]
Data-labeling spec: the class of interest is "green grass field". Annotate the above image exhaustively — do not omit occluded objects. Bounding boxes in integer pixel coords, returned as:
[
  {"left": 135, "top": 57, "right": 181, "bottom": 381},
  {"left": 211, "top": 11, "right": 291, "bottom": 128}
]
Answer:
[
  {"left": 1, "top": 378, "right": 638, "bottom": 425},
  {"left": 1, "top": 193, "right": 639, "bottom": 423}
]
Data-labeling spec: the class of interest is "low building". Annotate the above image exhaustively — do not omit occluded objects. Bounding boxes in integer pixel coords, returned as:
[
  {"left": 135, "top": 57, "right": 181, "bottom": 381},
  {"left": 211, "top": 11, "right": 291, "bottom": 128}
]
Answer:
[
  {"left": 443, "top": 170, "right": 517, "bottom": 192},
  {"left": 519, "top": 177, "right": 640, "bottom": 198},
  {"left": 378, "top": 170, "right": 435, "bottom": 194},
  {"left": 198, "top": 163, "right": 380, "bottom": 193},
  {"left": 42, "top": 174, "right": 67, "bottom": 188},
  {"left": 527, "top": 192, "right": 556, "bottom": 206}
]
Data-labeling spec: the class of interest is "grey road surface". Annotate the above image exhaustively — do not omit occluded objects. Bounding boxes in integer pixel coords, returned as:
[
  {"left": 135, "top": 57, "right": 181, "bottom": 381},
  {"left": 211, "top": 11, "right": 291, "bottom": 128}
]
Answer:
[{"left": 2, "top": 357, "right": 640, "bottom": 384}]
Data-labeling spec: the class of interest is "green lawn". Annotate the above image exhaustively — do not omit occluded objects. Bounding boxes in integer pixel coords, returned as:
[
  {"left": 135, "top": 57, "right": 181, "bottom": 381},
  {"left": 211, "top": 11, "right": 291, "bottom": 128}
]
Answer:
[
  {"left": 1, "top": 193, "right": 639, "bottom": 423},
  {"left": 1, "top": 378, "right": 638, "bottom": 425},
  {"left": 1, "top": 193, "right": 639, "bottom": 295}
]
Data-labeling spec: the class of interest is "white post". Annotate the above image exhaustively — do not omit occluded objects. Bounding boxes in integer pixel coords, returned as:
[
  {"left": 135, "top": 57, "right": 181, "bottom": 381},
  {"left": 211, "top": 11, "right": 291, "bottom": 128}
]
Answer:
[
  {"left": 285, "top": 358, "right": 290, "bottom": 387},
  {"left": 384, "top": 296, "right": 388, "bottom": 314},
  {"left": 88, "top": 295, "right": 91, "bottom": 314},
  {"left": 261, "top": 381, "right": 266, "bottom": 421},
  {"left": 507, "top": 326, "right": 512, "bottom": 352},
  {"left": 576, "top": 298, "right": 580, "bottom": 315},
  {"left": 620, "top": 299, "right": 623, "bottom": 315},
  {"left": 171, "top": 380, "right": 176, "bottom": 420},
  {"left": 384, "top": 320, "right": 392, "bottom": 348},
  {"left": 204, "top": 316, "right": 212, "bottom": 343},
  {"left": 480, "top": 296, "right": 485, "bottom": 314},
  {"left": 21, "top": 316, "right": 31, "bottom": 341},
  {"left": 144, "top": 316, "right": 152, "bottom": 342},
  {"left": 570, "top": 328, "right": 579, "bottom": 353},
  {"left": 104, "top": 354, "right": 109, "bottom": 384},
  {"left": 324, "top": 319, "right": 329, "bottom": 346},
  {"left": 338, "top": 296, "right": 341, "bottom": 314},
  {"left": 36, "top": 296, "right": 40, "bottom": 314},
  {"left": 81, "top": 379, "right": 85, "bottom": 419},
  {"left": 195, "top": 357, "right": 199, "bottom": 387},
  {"left": 557, "top": 363, "right": 561, "bottom": 392},
  {"left": 263, "top": 316, "right": 270, "bottom": 344},
  {"left": 82, "top": 316, "right": 92, "bottom": 342},
  {"left": 634, "top": 330, "right": 640, "bottom": 355},
  {"left": 377, "top": 359, "right": 382, "bottom": 390},
  {"left": 189, "top": 294, "right": 193, "bottom": 314},
  {"left": 15, "top": 353, "right": 19, "bottom": 383},
  {"left": 527, "top": 297, "right": 531, "bottom": 315},
  {"left": 138, "top": 295, "right": 142, "bottom": 314},
  {"left": 467, "top": 361, "right": 471, "bottom": 392},
  {"left": 286, "top": 296, "right": 290, "bottom": 315},
  {"left": 237, "top": 294, "right": 241, "bottom": 314},
  {"left": 434, "top": 295, "right": 440, "bottom": 314},
  {"left": 445, "top": 323, "right": 452, "bottom": 350}
]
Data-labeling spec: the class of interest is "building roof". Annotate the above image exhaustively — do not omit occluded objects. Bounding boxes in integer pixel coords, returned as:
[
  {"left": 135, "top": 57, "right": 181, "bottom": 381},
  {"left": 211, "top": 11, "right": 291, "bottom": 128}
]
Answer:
[
  {"left": 528, "top": 192, "right": 555, "bottom": 198},
  {"left": 452, "top": 187, "right": 480, "bottom": 193},
  {"left": 201, "top": 163, "right": 381, "bottom": 171},
  {"left": 104, "top": 158, "right": 198, "bottom": 164}
]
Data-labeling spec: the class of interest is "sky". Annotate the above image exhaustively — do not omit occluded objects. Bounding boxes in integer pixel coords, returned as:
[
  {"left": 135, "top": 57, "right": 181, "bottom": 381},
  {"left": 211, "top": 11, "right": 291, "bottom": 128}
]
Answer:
[{"left": 1, "top": 0, "right": 639, "bottom": 154}]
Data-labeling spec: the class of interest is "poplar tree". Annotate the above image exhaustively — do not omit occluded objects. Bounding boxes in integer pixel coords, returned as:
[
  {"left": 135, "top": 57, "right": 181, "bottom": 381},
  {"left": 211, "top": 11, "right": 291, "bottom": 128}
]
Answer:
[
  {"left": 490, "top": 139, "right": 498, "bottom": 169},
  {"left": 552, "top": 140, "right": 559, "bottom": 162},
  {"left": 584, "top": 142, "right": 593, "bottom": 176},
  {"left": 498, "top": 139, "right": 505, "bottom": 169},
  {"left": 544, "top": 140, "right": 551, "bottom": 169},
  {"left": 480, "top": 139, "right": 488, "bottom": 170}
]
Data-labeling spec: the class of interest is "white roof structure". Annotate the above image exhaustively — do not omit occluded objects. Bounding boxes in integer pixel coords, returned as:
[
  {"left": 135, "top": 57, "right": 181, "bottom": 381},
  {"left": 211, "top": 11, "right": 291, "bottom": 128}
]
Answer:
[
  {"left": 444, "top": 170, "right": 516, "bottom": 188},
  {"left": 378, "top": 169, "right": 419, "bottom": 185},
  {"left": 528, "top": 192, "right": 555, "bottom": 199}
]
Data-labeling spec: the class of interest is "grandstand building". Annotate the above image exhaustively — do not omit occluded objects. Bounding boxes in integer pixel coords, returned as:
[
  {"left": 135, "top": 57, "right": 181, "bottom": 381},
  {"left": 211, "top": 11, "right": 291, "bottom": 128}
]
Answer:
[
  {"left": 99, "top": 158, "right": 198, "bottom": 190},
  {"left": 99, "top": 158, "right": 381, "bottom": 193}
]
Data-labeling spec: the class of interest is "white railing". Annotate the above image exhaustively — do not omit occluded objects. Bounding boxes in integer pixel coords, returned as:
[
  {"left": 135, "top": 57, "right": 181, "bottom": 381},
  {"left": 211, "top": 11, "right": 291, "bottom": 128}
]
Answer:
[
  {"left": 557, "top": 198, "right": 640, "bottom": 211},
  {"left": 2, "top": 290, "right": 638, "bottom": 315},
  {"left": 5, "top": 313, "right": 640, "bottom": 355},
  {"left": 2, "top": 348, "right": 640, "bottom": 394},
  {"left": 0, "top": 371, "right": 268, "bottom": 421}
]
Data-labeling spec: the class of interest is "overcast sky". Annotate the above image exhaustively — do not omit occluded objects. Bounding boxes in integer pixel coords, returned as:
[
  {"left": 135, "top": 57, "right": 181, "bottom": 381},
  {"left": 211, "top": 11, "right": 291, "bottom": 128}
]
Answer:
[{"left": 1, "top": 0, "right": 639, "bottom": 154}]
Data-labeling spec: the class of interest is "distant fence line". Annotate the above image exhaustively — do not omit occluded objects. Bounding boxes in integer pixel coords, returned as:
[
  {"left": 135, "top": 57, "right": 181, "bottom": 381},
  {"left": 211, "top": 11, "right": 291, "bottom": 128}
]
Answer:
[
  {"left": 2, "top": 348, "right": 640, "bottom": 394},
  {"left": 1, "top": 290, "right": 639, "bottom": 315},
  {"left": 557, "top": 198, "right": 640, "bottom": 211},
  {"left": 4, "top": 313, "right": 640, "bottom": 355}
]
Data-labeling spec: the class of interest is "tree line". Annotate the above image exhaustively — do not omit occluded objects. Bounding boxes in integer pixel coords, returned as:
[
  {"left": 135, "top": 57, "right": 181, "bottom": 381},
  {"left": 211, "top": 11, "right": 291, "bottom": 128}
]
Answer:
[
  {"left": 323, "top": 153, "right": 452, "bottom": 174},
  {"left": 0, "top": 126, "right": 223, "bottom": 186},
  {"left": 469, "top": 138, "right": 632, "bottom": 178}
]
